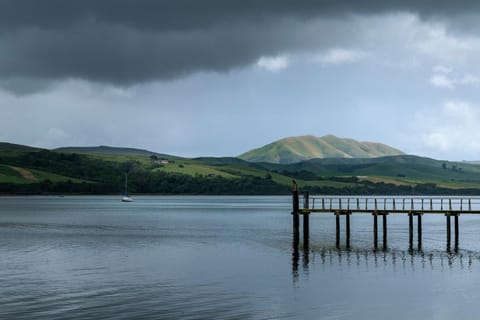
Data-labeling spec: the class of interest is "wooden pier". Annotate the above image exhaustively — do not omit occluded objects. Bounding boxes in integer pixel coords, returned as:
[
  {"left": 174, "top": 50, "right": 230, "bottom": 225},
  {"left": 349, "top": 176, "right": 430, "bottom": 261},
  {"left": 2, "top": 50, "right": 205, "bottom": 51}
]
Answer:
[{"left": 292, "top": 188, "right": 480, "bottom": 250}]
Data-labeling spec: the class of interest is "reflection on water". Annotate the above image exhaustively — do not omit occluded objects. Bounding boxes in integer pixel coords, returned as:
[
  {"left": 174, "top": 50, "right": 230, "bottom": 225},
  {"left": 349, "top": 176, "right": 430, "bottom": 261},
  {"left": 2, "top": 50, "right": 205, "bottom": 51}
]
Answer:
[{"left": 293, "top": 239, "right": 480, "bottom": 280}]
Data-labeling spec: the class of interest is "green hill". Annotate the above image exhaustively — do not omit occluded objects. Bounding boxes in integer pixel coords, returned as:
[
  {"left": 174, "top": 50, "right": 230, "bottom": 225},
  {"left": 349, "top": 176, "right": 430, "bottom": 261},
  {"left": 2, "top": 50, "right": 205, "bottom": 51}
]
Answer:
[
  {"left": 239, "top": 135, "right": 404, "bottom": 164},
  {"left": 54, "top": 145, "right": 172, "bottom": 158},
  {"left": 257, "top": 155, "right": 480, "bottom": 188},
  {"left": 0, "top": 142, "right": 42, "bottom": 152}
]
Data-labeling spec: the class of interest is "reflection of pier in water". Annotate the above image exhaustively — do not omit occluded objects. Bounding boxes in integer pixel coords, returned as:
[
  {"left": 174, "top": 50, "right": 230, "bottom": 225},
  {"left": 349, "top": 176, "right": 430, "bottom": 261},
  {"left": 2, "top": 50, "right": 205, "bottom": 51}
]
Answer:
[
  {"left": 292, "top": 243, "right": 480, "bottom": 279},
  {"left": 292, "top": 188, "right": 480, "bottom": 251}
]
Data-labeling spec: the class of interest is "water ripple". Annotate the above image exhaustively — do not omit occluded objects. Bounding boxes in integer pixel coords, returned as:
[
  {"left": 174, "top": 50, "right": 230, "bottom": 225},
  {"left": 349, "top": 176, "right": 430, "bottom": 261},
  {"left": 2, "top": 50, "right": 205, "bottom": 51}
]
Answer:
[{"left": 1, "top": 281, "right": 256, "bottom": 319}]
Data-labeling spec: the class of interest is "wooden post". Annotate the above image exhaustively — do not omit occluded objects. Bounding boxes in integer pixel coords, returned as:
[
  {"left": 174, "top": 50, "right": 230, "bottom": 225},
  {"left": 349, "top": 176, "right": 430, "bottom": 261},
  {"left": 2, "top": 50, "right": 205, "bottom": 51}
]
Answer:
[
  {"left": 373, "top": 213, "right": 378, "bottom": 249},
  {"left": 383, "top": 214, "right": 387, "bottom": 249},
  {"left": 446, "top": 214, "right": 451, "bottom": 249},
  {"left": 303, "top": 192, "right": 309, "bottom": 243},
  {"left": 409, "top": 213, "right": 413, "bottom": 248},
  {"left": 293, "top": 189, "right": 299, "bottom": 243},
  {"left": 417, "top": 214, "right": 422, "bottom": 248},
  {"left": 301, "top": 195, "right": 310, "bottom": 268},
  {"left": 293, "top": 187, "right": 299, "bottom": 212},
  {"left": 346, "top": 212, "right": 351, "bottom": 248},
  {"left": 303, "top": 213, "right": 309, "bottom": 244},
  {"left": 293, "top": 215, "right": 300, "bottom": 243},
  {"left": 454, "top": 214, "right": 459, "bottom": 248},
  {"left": 336, "top": 212, "right": 340, "bottom": 247}
]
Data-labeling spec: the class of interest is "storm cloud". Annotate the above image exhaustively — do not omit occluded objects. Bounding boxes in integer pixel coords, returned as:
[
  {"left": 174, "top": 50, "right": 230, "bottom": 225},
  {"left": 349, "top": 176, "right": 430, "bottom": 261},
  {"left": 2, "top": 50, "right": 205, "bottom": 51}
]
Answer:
[
  {"left": 4, "top": 1, "right": 480, "bottom": 160},
  {"left": 2, "top": 0, "right": 480, "bottom": 91}
]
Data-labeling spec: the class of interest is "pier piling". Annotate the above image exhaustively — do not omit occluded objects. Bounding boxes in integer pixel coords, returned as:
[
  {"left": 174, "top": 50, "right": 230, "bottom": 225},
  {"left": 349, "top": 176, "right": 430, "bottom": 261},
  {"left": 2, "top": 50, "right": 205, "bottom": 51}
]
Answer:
[
  {"left": 292, "top": 188, "right": 299, "bottom": 244},
  {"left": 418, "top": 214, "right": 422, "bottom": 248},
  {"left": 454, "top": 214, "right": 459, "bottom": 248},
  {"left": 409, "top": 213, "right": 413, "bottom": 248},
  {"left": 383, "top": 214, "right": 387, "bottom": 249},
  {"left": 346, "top": 212, "right": 351, "bottom": 248},
  {"left": 303, "top": 192, "right": 310, "bottom": 244},
  {"left": 336, "top": 212, "right": 340, "bottom": 247},
  {"left": 446, "top": 214, "right": 451, "bottom": 249}
]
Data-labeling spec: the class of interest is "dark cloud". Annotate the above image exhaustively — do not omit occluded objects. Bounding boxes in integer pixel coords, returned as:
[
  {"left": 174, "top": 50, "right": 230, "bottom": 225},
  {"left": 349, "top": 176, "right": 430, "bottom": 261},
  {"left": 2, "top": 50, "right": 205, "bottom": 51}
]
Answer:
[
  {"left": 1, "top": 1, "right": 479, "bottom": 30},
  {"left": 0, "top": 19, "right": 315, "bottom": 87},
  {"left": 1, "top": 0, "right": 480, "bottom": 91}
]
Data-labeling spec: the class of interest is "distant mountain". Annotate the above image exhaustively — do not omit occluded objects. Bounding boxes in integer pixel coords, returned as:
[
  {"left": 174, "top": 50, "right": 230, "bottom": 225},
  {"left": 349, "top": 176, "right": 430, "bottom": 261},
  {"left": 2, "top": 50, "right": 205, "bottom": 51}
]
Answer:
[
  {"left": 0, "top": 142, "right": 42, "bottom": 152},
  {"left": 239, "top": 135, "right": 405, "bottom": 164},
  {"left": 54, "top": 145, "right": 173, "bottom": 158}
]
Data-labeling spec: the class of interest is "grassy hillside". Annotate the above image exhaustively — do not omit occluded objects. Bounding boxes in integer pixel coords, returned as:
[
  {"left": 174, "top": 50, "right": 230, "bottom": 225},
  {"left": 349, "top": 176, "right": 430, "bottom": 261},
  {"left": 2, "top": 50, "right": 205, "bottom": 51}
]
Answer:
[
  {"left": 0, "top": 164, "right": 87, "bottom": 184},
  {"left": 156, "top": 160, "right": 238, "bottom": 178},
  {"left": 258, "top": 155, "right": 480, "bottom": 187},
  {"left": 239, "top": 135, "right": 404, "bottom": 164},
  {"left": 55, "top": 145, "right": 173, "bottom": 158}
]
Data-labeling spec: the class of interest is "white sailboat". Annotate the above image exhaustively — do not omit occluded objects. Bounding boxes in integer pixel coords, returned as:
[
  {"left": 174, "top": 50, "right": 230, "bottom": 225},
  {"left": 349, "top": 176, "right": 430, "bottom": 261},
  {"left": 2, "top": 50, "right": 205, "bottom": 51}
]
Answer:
[{"left": 121, "top": 173, "right": 133, "bottom": 202}]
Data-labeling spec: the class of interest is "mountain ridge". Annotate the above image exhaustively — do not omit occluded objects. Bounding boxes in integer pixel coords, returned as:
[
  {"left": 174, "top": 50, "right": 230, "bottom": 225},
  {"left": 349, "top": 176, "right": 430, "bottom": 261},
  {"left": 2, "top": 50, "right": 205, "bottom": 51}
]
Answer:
[
  {"left": 239, "top": 134, "right": 405, "bottom": 164},
  {"left": 0, "top": 142, "right": 43, "bottom": 152},
  {"left": 54, "top": 146, "right": 174, "bottom": 158},
  {"left": 0, "top": 142, "right": 174, "bottom": 158}
]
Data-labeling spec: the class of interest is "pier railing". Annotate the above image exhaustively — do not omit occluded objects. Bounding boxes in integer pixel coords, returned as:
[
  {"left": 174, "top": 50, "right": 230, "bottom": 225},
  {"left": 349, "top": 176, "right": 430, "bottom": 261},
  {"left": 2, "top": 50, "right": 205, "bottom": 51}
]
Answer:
[{"left": 303, "top": 196, "right": 480, "bottom": 214}]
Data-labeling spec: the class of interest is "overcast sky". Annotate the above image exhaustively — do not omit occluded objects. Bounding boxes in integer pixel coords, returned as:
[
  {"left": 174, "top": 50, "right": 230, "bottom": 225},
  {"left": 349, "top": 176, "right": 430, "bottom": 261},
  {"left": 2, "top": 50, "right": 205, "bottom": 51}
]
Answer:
[{"left": 3, "top": 1, "right": 480, "bottom": 160}]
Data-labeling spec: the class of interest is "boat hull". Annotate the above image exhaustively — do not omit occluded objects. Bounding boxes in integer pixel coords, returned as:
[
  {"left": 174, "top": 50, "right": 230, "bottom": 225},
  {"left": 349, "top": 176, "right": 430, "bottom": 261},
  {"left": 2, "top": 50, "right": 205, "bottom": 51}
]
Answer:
[{"left": 121, "top": 196, "right": 133, "bottom": 202}]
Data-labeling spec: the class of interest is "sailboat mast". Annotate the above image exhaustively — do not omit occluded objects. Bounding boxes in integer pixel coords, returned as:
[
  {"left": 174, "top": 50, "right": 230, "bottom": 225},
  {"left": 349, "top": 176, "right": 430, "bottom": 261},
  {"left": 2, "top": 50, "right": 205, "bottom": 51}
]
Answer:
[{"left": 121, "top": 172, "right": 133, "bottom": 201}]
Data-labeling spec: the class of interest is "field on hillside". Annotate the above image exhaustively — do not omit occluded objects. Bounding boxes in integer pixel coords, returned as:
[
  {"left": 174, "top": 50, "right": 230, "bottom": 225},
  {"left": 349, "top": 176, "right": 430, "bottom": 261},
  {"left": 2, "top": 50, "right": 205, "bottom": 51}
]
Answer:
[{"left": 0, "top": 164, "right": 88, "bottom": 184}]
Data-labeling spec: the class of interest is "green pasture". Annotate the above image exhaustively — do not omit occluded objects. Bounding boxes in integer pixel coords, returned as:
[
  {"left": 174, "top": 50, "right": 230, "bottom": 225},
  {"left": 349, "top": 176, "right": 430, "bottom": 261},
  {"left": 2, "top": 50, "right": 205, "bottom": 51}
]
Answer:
[{"left": 0, "top": 164, "right": 89, "bottom": 184}]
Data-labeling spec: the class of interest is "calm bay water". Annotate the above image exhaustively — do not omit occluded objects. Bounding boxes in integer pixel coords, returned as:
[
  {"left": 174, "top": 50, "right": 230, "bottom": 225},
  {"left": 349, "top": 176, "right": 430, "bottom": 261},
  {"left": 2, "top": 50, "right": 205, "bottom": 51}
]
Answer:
[{"left": 2, "top": 195, "right": 480, "bottom": 319}]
